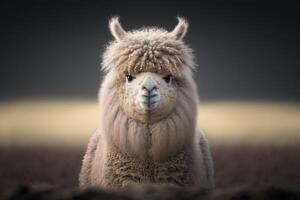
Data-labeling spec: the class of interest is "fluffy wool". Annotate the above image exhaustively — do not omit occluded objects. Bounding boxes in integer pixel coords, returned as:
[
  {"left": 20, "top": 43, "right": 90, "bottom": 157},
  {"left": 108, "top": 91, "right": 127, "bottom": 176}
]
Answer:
[
  {"left": 79, "top": 17, "right": 214, "bottom": 189},
  {"left": 102, "top": 18, "right": 194, "bottom": 76}
]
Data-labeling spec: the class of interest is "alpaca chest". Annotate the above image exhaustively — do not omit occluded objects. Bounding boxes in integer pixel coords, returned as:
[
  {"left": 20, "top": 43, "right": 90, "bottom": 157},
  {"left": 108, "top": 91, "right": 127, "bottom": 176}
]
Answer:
[{"left": 103, "top": 149, "right": 195, "bottom": 187}]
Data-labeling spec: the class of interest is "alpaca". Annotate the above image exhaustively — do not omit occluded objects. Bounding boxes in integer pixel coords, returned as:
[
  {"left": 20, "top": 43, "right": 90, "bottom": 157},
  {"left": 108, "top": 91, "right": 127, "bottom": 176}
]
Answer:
[{"left": 79, "top": 17, "right": 214, "bottom": 189}]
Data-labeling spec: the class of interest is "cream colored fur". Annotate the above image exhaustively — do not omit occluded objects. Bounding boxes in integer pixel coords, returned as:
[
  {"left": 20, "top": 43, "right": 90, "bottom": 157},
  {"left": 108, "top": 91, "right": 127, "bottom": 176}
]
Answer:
[{"left": 79, "top": 17, "right": 214, "bottom": 189}]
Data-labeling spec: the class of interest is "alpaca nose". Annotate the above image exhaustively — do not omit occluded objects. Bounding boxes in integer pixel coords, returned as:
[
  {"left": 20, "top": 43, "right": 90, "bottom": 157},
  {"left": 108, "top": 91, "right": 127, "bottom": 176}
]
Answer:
[
  {"left": 138, "top": 75, "right": 160, "bottom": 110},
  {"left": 141, "top": 76, "right": 158, "bottom": 92},
  {"left": 142, "top": 85, "right": 157, "bottom": 92}
]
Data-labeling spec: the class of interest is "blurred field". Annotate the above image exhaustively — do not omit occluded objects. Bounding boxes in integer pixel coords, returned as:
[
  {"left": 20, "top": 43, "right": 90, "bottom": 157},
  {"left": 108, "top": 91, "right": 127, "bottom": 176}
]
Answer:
[
  {"left": 0, "top": 99, "right": 299, "bottom": 147},
  {"left": 0, "top": 99, "right": 299, "bottom": 192}
]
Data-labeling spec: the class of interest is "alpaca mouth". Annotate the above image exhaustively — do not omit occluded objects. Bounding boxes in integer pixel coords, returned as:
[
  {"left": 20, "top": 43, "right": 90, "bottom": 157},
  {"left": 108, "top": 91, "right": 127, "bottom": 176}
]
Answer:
[
  {"left": 140, "top": 100, "right": 159, "bottom": 110},
  {"left": 137, "top": 93, "right": 160, "bottom": 111}
]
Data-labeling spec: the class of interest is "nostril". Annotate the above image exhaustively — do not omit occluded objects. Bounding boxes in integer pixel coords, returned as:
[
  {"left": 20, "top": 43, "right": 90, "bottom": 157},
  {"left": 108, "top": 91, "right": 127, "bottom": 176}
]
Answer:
[
  {"left": 142, "top": 86, "right": 148, "bottom": 91},
  {"left": 150, "top": 86, "right": 158, "bottom": 92}
]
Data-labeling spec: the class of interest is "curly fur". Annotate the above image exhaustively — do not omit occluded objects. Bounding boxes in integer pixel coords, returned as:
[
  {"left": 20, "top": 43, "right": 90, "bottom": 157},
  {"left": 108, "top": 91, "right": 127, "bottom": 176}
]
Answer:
[{"left": 79, "top": 17, "right": 214, "bottom": 189}]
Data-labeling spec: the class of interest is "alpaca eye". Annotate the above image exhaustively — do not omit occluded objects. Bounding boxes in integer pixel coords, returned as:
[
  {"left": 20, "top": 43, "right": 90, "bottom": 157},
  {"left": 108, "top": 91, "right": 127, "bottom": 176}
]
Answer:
[
  {"left": 126, "top": 74, "right": 135, "bottom": 82},
  {"left": 163, "top": 75, "right": 173, "bottom": 84}
]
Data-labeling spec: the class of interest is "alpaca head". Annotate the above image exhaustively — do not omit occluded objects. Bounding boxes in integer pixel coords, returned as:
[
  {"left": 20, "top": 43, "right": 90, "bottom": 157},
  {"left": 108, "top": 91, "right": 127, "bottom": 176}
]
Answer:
[
  {"left": 101, "top": 17, "right": 197, "bottom": 124},
  {"left": 100, "top": 17, "right": 198, "bottom": 159}
]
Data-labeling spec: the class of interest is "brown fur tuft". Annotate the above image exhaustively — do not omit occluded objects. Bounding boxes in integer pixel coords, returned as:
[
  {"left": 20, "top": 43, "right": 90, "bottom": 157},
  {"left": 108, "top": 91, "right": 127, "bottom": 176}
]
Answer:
[{"left": 103, "top": 19, "right": 194, "bottom": 75}]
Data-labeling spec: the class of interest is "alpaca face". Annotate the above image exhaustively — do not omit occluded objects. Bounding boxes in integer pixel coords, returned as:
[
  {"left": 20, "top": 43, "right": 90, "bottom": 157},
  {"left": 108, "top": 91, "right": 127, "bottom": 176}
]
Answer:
[
  {"left": 120, "top": 72, "right": 178, "bottom": 123},
  {"left": 102, "top": 17, "right": 196, "bottom": 125}
]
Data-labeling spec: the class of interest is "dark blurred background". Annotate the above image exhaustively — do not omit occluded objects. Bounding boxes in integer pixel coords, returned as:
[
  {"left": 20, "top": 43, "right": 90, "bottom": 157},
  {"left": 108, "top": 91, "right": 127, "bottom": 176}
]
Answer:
[{"left": 1, "top": 0, "right": 299, "bottom": 101}]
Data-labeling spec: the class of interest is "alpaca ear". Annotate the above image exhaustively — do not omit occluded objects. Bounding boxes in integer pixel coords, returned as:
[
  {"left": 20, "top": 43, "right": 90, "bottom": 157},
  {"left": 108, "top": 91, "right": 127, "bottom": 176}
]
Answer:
[
  {"left": 109, "top": 17, "right": 126, "bottom": 41},
  {"left": 170, "top": 17, "right": 189, "bottom": 40}
]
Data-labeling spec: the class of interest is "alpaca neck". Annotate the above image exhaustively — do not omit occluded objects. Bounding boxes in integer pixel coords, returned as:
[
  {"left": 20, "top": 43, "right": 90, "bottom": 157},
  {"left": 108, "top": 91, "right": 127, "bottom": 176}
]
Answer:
[{"left": 101, "top": 106, "right": 196, "bottom": 161}]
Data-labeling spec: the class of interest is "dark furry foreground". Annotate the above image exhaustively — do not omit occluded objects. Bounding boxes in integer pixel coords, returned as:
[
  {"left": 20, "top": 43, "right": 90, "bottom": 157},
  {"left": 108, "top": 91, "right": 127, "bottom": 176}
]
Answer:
[
  {"left": 0, "top": 146, "right": 300, "bottom": 199},
  {"left": 3, "top": 184, "right": 300, "bottom": 200}
]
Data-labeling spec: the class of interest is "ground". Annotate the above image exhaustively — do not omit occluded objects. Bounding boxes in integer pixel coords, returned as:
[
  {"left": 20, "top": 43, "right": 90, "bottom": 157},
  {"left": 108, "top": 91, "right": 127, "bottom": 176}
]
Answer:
[{"left": 0, "top": 146, "right": 299, "bottom": 189}]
